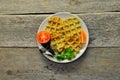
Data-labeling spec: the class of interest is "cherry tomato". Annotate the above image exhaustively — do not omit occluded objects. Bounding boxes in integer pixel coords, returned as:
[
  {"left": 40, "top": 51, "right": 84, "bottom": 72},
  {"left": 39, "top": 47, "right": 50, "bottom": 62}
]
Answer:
[
  {"left": 37, "top": 31, "right": 50, "bottom": 44},
  {"left": 80, "top": 29, "right": 86, "bottom": 43}
]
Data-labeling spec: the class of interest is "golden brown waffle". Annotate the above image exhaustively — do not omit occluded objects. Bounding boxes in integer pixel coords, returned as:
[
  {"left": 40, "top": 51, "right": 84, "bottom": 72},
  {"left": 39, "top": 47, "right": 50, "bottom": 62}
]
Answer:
[{"left": 45, "top": 16, "right": 82, "bottom": 53}]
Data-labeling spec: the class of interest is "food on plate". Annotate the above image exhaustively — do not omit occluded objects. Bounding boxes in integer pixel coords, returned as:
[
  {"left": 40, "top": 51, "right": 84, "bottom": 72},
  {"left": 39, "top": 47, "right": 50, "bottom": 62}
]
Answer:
[
  {"left": 37, "top": 31, "right": 50, "bottom": 44},
  {"left": 45, "top": 16, "right": 85, "bottom": 52},
  {"left": 55, "top": 48, "right": 76, "bottom": 60},
  {"left": 80, "top": 29, "right": 86, "bottom": 43},
  {"left": 39, "top": 16, "right": 87, "bottom": 60}
]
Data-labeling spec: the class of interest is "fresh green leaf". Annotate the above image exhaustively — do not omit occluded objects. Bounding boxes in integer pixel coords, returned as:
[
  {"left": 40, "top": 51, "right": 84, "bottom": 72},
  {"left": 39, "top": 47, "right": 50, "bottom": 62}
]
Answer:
[
  {"left": 55, "top": 48, "right": 76, "bottom": 60},
  {"left": 55, "top": 53, "right": 65, "bottom": 60},
  {"left": 64, "top": 48, "right": 76, "bottom": 60},
  {"left": 64, "top": 48, "right": 72, "bottom": 53}
]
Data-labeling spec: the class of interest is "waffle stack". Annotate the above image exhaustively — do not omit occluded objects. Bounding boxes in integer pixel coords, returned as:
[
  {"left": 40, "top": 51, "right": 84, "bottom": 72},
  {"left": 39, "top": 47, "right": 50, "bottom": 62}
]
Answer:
[{"left": 45, "top": 16, "right": 82, "bottom": 53}]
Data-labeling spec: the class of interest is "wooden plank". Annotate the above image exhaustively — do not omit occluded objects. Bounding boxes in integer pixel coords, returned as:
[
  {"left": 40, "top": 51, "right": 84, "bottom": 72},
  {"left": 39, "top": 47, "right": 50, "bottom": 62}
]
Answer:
[
  {"left": 0, "top": 13, "right": 120, "bottom": 47},
  {"left": 0, "top": 48, "right": 120, "bottom": 80},
  {"left": 0, "top": 0, "right": 120, "bottom": 14}
]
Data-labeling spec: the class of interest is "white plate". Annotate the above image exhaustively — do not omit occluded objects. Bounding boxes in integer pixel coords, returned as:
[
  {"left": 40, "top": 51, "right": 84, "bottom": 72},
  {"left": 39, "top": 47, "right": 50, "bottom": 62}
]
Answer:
[{"left": 37, "top": 12, "right": 89, "bottom": 63}]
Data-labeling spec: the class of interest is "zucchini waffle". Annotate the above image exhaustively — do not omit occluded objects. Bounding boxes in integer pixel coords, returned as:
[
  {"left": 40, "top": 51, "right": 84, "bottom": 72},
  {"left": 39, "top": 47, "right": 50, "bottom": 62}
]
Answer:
[{"left": 45, "top": 16, "right": 82, "bottom": 53}]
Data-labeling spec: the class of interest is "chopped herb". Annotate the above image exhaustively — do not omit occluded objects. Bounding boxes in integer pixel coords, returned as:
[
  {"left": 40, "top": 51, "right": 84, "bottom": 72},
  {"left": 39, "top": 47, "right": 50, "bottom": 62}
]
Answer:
[
  {"left": 55, "top": 53, "right": 65, "bottom": 60},
  {"left": 55, "top": 48, "right": 76, "bottom": 60}
]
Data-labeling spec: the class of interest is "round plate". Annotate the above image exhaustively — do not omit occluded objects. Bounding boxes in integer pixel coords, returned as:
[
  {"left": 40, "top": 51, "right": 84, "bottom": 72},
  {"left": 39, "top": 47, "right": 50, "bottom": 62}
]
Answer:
[{"left": 37, "top": 12, "right": 89, "bottom": 63}]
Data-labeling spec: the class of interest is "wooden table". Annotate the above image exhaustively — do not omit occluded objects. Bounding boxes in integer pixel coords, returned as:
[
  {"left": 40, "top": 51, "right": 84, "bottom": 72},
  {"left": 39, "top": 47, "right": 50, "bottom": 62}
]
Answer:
[{"left": 0, "top": 0, "right": 120, "bottom": 80}]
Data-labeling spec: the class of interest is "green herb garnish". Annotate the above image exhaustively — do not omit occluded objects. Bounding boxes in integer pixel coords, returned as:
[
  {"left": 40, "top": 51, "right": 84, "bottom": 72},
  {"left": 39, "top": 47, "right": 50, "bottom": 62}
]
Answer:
[{"left": 55, "top": 48, "right": 76, "bottom": 60}]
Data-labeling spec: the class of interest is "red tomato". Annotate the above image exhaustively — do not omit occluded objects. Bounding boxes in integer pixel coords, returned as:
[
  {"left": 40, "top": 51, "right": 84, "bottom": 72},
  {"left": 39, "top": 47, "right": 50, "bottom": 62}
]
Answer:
[
  {"left": 80, "top": 29, "right": 86, "bottom": 44},
  {"left": 37, "top": 31, "right": 50, "bottom": 44}
]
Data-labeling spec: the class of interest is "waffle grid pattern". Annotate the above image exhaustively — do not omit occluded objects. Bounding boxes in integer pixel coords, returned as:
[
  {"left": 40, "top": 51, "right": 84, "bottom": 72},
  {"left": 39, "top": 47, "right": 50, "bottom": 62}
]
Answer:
[{"left": 45, "top": 16, "right": 82, "bottom": 53}]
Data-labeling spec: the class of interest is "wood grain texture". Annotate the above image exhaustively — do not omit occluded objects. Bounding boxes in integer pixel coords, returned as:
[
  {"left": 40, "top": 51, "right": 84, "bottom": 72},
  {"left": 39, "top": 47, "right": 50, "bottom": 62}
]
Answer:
[
  {"left": 0, "top": 13, "right": 120, "bottom": 47},
  {"left": 0, "top": 48, "right": 120, "bottom": 80},
  {"left": 0, "top": 0, "right": 120, "bottom": 14}
]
